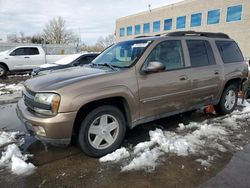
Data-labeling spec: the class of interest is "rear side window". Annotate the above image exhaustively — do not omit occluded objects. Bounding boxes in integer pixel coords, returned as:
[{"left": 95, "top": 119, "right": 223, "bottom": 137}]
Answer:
[
  {"left": 187, "top": 40, "right": 215, "bottom": 67},
  {"left": 216, "top": 41, "right": 244, "bottom": 63},
  {"left": 29, "top": 47, "right": 39, "bottom": 55},
  {"left": 146, "top": 40, "right": 185, "bottom": 71}
]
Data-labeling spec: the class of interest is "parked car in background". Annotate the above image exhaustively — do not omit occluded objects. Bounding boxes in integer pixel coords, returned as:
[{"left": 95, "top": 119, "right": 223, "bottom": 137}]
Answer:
[
  {"left": 31, "top": 53, "right": 99, "bottom": 77},
  {"left": 0, "top": 46, "right": 67, "bottom": 77},
  {"left": 17, "top": 31, "right": 248, "bottom": 157}
]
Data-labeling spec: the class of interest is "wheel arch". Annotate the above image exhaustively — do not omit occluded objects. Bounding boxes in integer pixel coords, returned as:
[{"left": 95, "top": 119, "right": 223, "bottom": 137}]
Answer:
[
  {"left": 71, "top": 96, "right": 131, "bottom": 143},
  {"left": 224, "top": 77, "right": 243, "bottom": 91},
  {"left": 0, "top": 62, "right": 9, "bottom": 71}
]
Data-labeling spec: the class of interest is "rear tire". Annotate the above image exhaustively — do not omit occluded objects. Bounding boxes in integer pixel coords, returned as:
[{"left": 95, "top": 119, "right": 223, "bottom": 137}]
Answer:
[
  {"left": 214, "top": 84, "right": 238, "bottom": 115},
  {"left": 0, "top": 64, "right": 7, "bottom": 78},
  {"left": 78, "top": 105, "right": 126, "bottom": 157}
]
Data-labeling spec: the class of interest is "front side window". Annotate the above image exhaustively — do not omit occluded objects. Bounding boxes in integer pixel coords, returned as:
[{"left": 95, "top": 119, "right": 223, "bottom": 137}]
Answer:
[
  {"left": 191, "top": 13, "right": 202, "bottom": 27},
  {"left": 92, "top": 40, "right": 151, "bottom": 68},
  {"left": 120, "top": 28, "right": 125, "bottom": 37},
  {"left": 146, "top": 40, "right": 185, "bottom": 71},
  {"left": 187, "top": 40, "right": 215, "bottom": 67},
  {"left": 143, "top": 23, "right": 150, "bottom": 33},
  {"left": 176, "top": 16, "right": 186, "bottom": 29},
  {"left": 207, "top": 9, "right": 220, "bottom": 25},
  {"left": 11, "top": 48, "right": 26, "bottom": 56},
  {"left": 127, "top": 26, "right": 132, "bottom": 36},
  {"left": 164, "top": 19, "right": 172, "bottom": 31},
  {"left": 216, "top": 41, "right": 244, "bottom": 63},
  {"left": 226, "top": 5, "right": 243, "bottom": 22},
  {"left": 153, "top": 21, "right": 160, "bottom": 32}
]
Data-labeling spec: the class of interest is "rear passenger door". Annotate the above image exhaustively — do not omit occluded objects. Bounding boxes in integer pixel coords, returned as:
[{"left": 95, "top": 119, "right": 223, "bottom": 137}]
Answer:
[
  {"left": 187, "top": 40, "right": 222, "bottom": 106},
  {"left": 137, "top": 40, "right": 192, "bottom": 119},
  {"left": 27, "top": 47, "right": 44, "bottom": 67}
]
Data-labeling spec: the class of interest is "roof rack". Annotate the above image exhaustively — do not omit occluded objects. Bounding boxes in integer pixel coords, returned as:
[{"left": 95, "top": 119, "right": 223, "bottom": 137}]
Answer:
[
  {"left": 134, "top": 36, "right": 152, "bottom": 39},
  {"left": 166, "top": 31, "right": 230, "bottom": 39}
]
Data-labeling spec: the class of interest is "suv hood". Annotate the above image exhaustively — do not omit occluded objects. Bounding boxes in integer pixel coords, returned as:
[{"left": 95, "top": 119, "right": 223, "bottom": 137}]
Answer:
[{"left": 25, "top": 66, "right": 111, "bottom": 91}]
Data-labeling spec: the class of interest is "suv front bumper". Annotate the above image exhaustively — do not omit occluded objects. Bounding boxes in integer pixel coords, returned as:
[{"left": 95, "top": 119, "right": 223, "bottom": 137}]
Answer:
[{"left": 16, "top": 99, "right": 77, "bottom": 145}]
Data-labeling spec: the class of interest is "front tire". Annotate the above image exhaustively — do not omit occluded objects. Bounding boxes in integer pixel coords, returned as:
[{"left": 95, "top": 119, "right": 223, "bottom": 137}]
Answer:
[
  {"left": 0, "top": 64, "right": 7, "bottom": 78},
  {"left": 78, "top": 105, "right": 126, "bottom": 157},
  {"left": 215, "top": 84, "right": 238, "bottom": 115}
]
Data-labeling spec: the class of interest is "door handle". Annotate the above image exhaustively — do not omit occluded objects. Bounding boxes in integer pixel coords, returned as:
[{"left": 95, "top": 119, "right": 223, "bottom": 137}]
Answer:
[
  {"left": 24, "top": 56, "right": 30, "bottom": 58},
  {"left": 179, "top": 75, "right": 188, "bottom": 81}
]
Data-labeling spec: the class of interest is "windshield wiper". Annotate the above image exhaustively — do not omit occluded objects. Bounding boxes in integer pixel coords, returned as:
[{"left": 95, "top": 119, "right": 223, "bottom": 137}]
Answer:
[
  {"left": 101, "top": 63, "right": 117, "bottom": 71},
  {"left": 90, "top": 62, "right": 119, "bottom": 70}
]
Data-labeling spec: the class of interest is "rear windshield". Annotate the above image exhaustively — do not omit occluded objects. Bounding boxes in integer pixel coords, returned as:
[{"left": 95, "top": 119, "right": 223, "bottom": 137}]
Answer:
[{"left": 216, "top": 41, "right": 244, "bottom": 63}]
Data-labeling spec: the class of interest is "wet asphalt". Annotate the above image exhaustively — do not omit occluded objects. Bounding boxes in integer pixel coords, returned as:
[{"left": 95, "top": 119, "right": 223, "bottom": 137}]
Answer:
[{"left": 0, "top": 103, "right": 249, "bottom": 188}]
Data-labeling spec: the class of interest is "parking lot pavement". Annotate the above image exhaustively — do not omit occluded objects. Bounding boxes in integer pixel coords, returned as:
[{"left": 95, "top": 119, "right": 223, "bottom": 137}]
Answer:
[
  {"left": 201, "top": 144, "right": 250, "bottom": 188},
  {"left": 0, "top": 103, "right": 26, "bottom": 132},
  {"left": 0, "top": 103, "right": 249, "bottom": 188}
]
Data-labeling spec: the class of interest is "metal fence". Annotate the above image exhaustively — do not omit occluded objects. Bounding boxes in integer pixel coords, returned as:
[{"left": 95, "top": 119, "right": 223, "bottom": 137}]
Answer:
[{"left": 0, "top": 43, "right": 79, "bottom": 55}]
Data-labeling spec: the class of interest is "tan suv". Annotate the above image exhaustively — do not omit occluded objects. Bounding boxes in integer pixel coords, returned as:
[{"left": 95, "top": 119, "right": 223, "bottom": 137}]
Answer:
[{"left": 17, "top": 31, "right": 248, "bottom": 157}]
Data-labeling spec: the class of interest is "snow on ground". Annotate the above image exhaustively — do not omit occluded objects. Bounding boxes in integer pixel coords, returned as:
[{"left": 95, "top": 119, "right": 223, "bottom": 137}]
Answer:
[
  {"left": 7, "top": 74, "right": 30, "bottom": 78},
  {"left": 0, "top": 131, "right": 36, "bottom": 175},
  {"left": 100, "top": 147, "right": 130, "bottom": 162},
  {"left": 100, "top": 101, "right": 250, "bottom": 172},
  {"left": 0, "top": 83, "right": 23, "bottom": 95}
]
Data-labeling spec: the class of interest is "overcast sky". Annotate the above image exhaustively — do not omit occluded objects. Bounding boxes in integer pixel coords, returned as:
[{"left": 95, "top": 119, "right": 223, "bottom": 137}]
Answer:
[{"left": 0, "top": 0, "right": 183, "bottom": 44}]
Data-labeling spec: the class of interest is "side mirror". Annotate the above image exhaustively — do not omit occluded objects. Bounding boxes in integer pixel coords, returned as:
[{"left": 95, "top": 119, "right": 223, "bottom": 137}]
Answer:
[{"left": 142, "top": 61, "right": 165, "bottom": 74}]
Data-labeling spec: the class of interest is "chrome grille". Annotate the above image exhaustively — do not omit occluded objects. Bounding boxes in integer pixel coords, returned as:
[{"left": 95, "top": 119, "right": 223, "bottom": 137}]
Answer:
[{"left": 23, "top": 87, "right": 35, "bottom": 110}]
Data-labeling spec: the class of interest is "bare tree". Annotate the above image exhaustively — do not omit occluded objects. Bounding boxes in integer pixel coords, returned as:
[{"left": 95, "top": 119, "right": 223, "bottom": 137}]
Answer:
[
  {"left": 43, "top": 16, "right": 77, "bottom": 44},
  {"left": 7, "top": 34, "right": 20, "bottom": 43},
  {"left": 19, "top": 32, "right": 25, "bottom": 43},
  {"left": 96, "top": 34, "right": 115, "bottom": 49}
]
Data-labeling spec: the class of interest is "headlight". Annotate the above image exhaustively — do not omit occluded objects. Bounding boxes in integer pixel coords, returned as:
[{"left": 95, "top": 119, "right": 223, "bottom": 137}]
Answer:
[{"left": 34, "top": 93, "right": 60, "bottom": 115}]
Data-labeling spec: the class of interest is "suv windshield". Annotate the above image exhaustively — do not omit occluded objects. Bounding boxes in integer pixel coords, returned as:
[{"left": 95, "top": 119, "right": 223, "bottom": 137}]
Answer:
[{"left": 92, "top": 39, "right": 152, "bottom": 68}]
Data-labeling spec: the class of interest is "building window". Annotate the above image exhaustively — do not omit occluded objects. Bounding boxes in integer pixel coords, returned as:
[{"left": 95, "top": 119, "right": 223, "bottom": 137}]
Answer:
[
  {"left": 226, "top": 5, "right": 243, "bottom": 22},
  {"left": 120, "top": 28, "right": 125, "bottom": 37},
  {"left": 176, "top": 16, "right": 186, "bottom": 29},
  {"left": 135, "top": 25, "right": 141, "bottom": 35},
  {"left": 191, "top": 13, "right": 202, "bottom": 27},
  {"left": 127, "top": 26, "right": 132, "bottom": 36},
  {"left": 153, "top": 21, "right": 160, "bottom": 32},
  {"left": 143, "top": 23, "right": 150, "bottom": 33},
  {"left": 207, "top": 9, "right": 220, "bottom": 25},
  {"left": 164, "top": 19, "right": 172, "bottom": 31}
]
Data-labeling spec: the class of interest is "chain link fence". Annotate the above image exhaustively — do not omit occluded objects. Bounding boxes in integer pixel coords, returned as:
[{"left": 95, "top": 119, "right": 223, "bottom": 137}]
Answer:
[{"left": 0, "top": 43, "right": 80, "bottom": 55}]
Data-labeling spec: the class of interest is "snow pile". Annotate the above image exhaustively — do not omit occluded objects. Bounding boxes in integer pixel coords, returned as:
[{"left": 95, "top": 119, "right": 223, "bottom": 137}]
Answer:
[
  {"left": 8, "top": 74, "right": 30, "bottom": 78},
  {"left": 0, "top": 131, "right": 20, "bottom": 147},
  {"left": 0, "top": 83, "right": 23, "bottom": 95},
  {"left": 100, "top": 147, "right": 130, "bottom": 162},
  {"left": 0, "top": 131, "right": 36, "bottom": 175},
  {"left": 100, "top": 101, "right": 250, "bottom": 172}
]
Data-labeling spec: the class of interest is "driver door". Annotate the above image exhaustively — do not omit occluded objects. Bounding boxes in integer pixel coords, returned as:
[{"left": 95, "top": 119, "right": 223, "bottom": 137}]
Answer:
[
  {"left": 137, "top": 40, "right": 192, "bottom": 119},
  {"left": 9, "top": 47, "right": 33, "bottom": 70}
]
